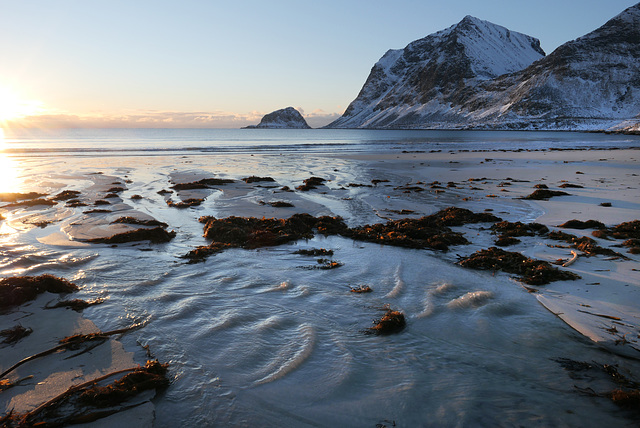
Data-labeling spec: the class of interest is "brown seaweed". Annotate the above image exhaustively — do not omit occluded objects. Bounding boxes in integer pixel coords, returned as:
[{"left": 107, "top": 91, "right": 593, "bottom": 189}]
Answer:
[
  {"left": 86, "top": 227, "right": 176, "bottom": 244},
  {"left": 558, "top": 219, "right": 606, "bottom": 230},
  {"left": 111, "top": 216, "right": 168, "bottom": 228},
  {"left": 0, "top": 325, "right": 33, "bottom": 344},
  {"left": 296, "top": 177, "right": 326, "bottom": 191},
  {"left": 491, "top": 221, "right": 549, "bottom": 237},
  {"left": 2, "top": 361, "right": 168, "bottom": 427},
  {"left": 457, "top": 247, "right": 580, "bottom": 285},
  {"left": 293, "top": 248, "right": 334, "bottom": 256},
  {"left": 166, "top": 198, "right": 204, "bottom": 208},
  {"left": 367, "top": 308, "right": 406, "bottom": 335},
  {"left": 52, "top": 190, "right": 82, "bottom": 201},
  {"left": 242, "top": 176, "right": 275, "bottom": 183},
  {"left": 346, "top": 207, "right": 500, "bottom": 251},
  {"left": 350, "top": 285, "right": 372, "bottom": 293},
  {"left": 258, "top": 200, "right": 294, "bottom": 208},
  {"left": 0, "top": 275, "right": 78, "bottom": 310},
  {"left": 171, "top": 178, "right": 234, "bottom": 190},
  {"left": 45, "top": 298, "right": 105, "bottom": 312},
  {"left": 184, "top": 208, "right": 499, "bottom": 262},
  {"left": 494, "top": 236, "right": 521, "bottom": 247},
  {"left": 521, "top": 189, "right": 570, "bottom": 200}
]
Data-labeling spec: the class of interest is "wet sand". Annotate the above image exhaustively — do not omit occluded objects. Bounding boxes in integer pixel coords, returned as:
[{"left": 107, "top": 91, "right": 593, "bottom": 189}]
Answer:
[{"left": 1, "top": 147, "right": 639, "bottom": 425}]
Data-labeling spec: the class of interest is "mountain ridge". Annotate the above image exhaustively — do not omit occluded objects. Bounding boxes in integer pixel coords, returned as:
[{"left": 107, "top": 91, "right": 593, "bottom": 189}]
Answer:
[{"left": 329, "top": 3, "right": 640, "bottom": 131}]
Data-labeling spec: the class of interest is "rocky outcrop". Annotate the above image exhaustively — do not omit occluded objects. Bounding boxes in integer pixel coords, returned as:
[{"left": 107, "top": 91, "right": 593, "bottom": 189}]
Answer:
[{"left": 245, "top": 107, "right": 311, "bottom": 129}]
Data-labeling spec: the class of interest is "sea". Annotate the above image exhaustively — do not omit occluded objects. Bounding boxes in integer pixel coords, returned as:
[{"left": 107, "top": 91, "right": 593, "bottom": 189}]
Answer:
[{"left": 1, "top": 128, "right": 639, "bottom": 427}]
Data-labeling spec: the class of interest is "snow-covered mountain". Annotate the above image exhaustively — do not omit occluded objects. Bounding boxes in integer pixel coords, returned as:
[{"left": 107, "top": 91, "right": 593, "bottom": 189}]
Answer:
[
  {"left": 329, "top": 4, "right": 640, "bottom": 131},
  {"left": 245, "top": 107, "right": 311, "bottom": 129}
]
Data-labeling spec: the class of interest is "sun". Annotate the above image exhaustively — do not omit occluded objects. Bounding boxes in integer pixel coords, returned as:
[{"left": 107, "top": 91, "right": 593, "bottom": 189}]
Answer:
[{"left": 0, "top": 86, "right": 43, "bottom": 123}]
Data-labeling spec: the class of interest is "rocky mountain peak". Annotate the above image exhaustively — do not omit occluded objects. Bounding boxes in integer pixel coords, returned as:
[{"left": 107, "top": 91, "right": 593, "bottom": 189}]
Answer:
[{"left": 332, "top": 16, "right": 545, "bottom": 127}]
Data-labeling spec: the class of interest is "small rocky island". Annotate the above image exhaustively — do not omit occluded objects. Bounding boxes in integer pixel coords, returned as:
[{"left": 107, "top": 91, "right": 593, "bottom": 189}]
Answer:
[{"left": 244, "top": 107, "right": 311, "bottom": 129}]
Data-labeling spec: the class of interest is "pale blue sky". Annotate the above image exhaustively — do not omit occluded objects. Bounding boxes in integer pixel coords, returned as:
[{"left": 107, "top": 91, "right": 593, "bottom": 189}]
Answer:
[{"left": 0, "top": 0, "right": 637, "bottom": 127}]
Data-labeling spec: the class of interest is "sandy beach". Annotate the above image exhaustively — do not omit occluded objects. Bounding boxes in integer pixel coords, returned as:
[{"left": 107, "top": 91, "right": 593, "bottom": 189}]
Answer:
[{"left": 1, "top": 143, "right": 639, "bottom": 426}]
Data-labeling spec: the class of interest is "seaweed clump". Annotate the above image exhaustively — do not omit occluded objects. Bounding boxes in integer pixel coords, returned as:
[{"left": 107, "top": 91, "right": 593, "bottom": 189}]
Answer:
[
  {"left": 457, "top": 247, "right": 580, "bottom": 285},
  {"left": 184, "top": 207, "right": 500, "bottom": 262},
  {"left": 522, "top": 189, "right": 570, "bottom": 200},
  {"left": 0, "top": 325, "right": 33, "bottom": 344},
  {"left": 52, "top": 190, "right": 82, "bottom": 201},
  {"left": 367, "top": 308, "right": 406, "bottom": 335},
  {"left": 293, "top": 248, "right": 333, "bottom": 256},
  {"left": 170, "top": 177, "right": 234, "bottom": 190},
  {"left": 346, "top": 207, "right": 500, "bottom": 251},
  {"left": 45, "top": 298, "right": 104, "bottom": 312},
  {"left": 78, "top": 360, "right": 169, "bottom": 408},
  {"left": 555, "top": 358, "right": 640, "bottom": 416},
  {"left": 200, "top": 213, "right": 347, "bottom": 249},
  {"left": 0, "top": 275, "right": 78, "bottom": 310},
  {"left": 86, "top": 227, "right": 176, "bottom": 244},
  {"left": 296, "top": 177, "right": 326, "bottom": 191},
  {"left": 2, "top": 360, "right": 169, "bottom": 427},
  {"left": 242, "top": 176, "right": 275, "bottom": 183},
  {"left": 111, "top": 216, "right": 168, "bottom": 228},
  {"left": 166, "top": 198, "right": 204, "bottom": 208},
  {"left": 547, "top": 231, "right": 627, "bottom": 259},
  {"left": 558, "top": 219, "right": 606, "bottom": 230},
  {"left": 492, "top": 221, "right": 549, "bottom": 237}
]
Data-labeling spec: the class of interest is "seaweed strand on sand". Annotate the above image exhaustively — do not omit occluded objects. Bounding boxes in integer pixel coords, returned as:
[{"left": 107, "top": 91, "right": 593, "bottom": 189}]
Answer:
[{"left": 1, "top": 360, "right": 169, "bottom": 427}]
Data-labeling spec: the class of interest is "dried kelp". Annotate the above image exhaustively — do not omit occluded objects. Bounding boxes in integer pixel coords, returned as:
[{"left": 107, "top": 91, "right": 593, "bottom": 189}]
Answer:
[
  {"left": 0, "top": 275, "right": 78, "bottom": 310},
  {"left": 457, "top": 247, "right": 580, "bottom": 285},
  {"left": 1, "top": 360, "right": 168, "bottom": 427},
  {"left": 1, "top": 325, "right": 142, "bottom": 379}
]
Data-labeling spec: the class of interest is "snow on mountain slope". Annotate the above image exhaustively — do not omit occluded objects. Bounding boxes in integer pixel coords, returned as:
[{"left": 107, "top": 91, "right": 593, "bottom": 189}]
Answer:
[
  {"left": 329, "top": 16, "right": 545, "bottom": 128},
  {"left": 465, "top": 3, "right": 640, "bottom": 130},
  {"left": 330, "top": 3, "right": 640, "bottom": 131}
]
